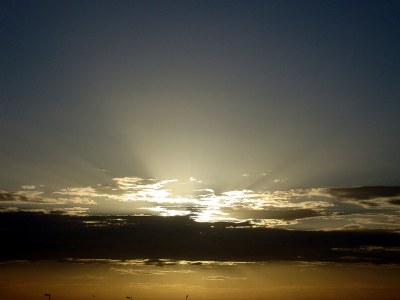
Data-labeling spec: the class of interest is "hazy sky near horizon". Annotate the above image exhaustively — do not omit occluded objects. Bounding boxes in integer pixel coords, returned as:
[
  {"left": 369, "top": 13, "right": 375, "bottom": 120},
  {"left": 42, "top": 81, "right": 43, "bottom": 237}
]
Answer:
[
  {"left": 1, "top": 260, "right": 399, "bottom": 300},
  {"left": 2, "top": 0, "right": 400, "bottom": 192}
]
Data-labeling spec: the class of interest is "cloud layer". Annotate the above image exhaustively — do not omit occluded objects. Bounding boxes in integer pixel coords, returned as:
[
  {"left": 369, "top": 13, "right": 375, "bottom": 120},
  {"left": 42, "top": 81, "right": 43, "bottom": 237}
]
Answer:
[
  {"left": 1, "top": 177, "right": 400, "bottom": 231},
  {"left": 0, "top": 213, "right": 399, "bottom": 264}
]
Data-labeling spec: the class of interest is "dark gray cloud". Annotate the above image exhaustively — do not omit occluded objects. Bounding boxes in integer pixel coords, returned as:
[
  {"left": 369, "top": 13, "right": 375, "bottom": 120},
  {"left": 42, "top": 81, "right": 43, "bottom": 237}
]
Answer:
[
  {"left": 388, "top": 199, "right": 400, "bottom": 205},
  {"left": 143, "top": 258, "right": 178, "bottom": 267},
  {"left": 0, "top": 189, "right": 94, "bottom": 205},
  {"left": 0, "top": 207, "right": 89, "bottom": 216},
  {"left": 325, "top": 186, "right": 400, "bottom": 210},
  {"left": 0, "top": 213, "right": 398, "bottom": 264},
  {"left": 48, "top": 207, "right": 89, "bottom": 216},
  {"left": 222, "top": 208, "right": 321, "bottom": 220},
  {"left": 0, "top": 191, "right": 28, "bottom": 202},
  {"left": 327, "top": 186, "right": 400, "bottom": 200}
]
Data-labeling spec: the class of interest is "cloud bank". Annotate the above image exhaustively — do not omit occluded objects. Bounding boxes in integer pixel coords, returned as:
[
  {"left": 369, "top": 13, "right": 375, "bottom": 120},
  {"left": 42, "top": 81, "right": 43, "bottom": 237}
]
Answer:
[{"left": 0, "top": 213, "right": 398, "bottom": 264}]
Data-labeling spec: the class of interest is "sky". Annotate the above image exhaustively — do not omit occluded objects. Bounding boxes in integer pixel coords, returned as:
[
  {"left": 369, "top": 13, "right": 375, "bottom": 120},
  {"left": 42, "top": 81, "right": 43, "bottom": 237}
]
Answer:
[{"left": 1, "top": 0, "right": 400, "bottom": 299}]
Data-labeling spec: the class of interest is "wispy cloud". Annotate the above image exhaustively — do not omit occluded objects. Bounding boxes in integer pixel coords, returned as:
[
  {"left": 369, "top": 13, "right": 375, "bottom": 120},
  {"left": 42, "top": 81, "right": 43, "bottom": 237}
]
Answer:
[
  {"left": 21, "top": 185, "right": 36, "bottom": 190},
  {"left": 111, "top": 267, "right": 194, "bottom": 276},
  {"left": 0, "top": 189, "right": 96, "bottom": 205},
  {"left": 202, "top": 276, "right": 247, "bottom": 281},
  {"left": 49, "top": 207, "right": 89, "bottom": 216},
  {"left": 63, "top": 258, "right": 251, "bottom": 267},
  {"left": 0, "top": 207, "right": 89, "bottom": 216},
  {"left": 0, "top": 189, "right": 63, "bottom": 204}
]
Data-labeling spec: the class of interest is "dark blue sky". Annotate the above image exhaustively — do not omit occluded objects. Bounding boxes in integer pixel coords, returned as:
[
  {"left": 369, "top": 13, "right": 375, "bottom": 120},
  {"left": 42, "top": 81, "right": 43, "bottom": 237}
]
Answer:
[{"left": 1, "top": 0, "right": 400, "bottom": 191}]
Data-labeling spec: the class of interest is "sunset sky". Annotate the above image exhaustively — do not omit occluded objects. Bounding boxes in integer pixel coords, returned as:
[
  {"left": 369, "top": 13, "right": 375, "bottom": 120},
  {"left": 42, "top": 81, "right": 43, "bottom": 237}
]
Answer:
[{"left": 1, "top": 0, "right": 400, "bottom": 299}]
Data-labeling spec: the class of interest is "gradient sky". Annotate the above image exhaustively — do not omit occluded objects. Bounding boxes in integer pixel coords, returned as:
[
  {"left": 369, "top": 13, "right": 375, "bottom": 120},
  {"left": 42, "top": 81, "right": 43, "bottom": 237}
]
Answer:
[
  {"left": 1, "top": 0, "right": 400, "bottom": 227},
  {"left": 2, "top": 0, "right": 400, "bottom": 190},
  {"left": 1, "top": 1, "right": 400, "bottom": 299}
]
